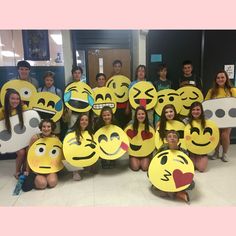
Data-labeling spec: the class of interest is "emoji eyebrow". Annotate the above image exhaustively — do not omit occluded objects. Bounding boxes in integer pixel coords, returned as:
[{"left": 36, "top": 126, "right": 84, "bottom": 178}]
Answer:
[
  {"left": 68, "top": 86, "right": 78, "bottom": 91},
  {"left": 180, "top": 92, "right": 184, "bottom": 96},
  {"left": 53, "top": 145, "right": 62, "bottom": 149},
  {"left": 168, "top": 93, "right": 179, "bottom": 96},
  {"left": 121, "top": 82, "right": 129, "bottom": 87},
  {"left": 157, "top": 94, "right": 165, "bottom": 98},
  {"left": 157, "top": 151, "right": 169, "bottom": 158},
  {"left": 83, "top": 88, "right": 92, "bottom": 95},
  {"left": 107, "top": 80, "right": 113, "bottom": 87},
  {"left": 36, "top": 143, "right": 46, "bottom": 146},
  {"left": 177, "top": 155, "right": 188, "bottom": 164},
  {"left": 193, "top": 91, "right": 198, "bottom": 96},
  {"left": 86, "top": 139, "right": 96, "bottom": 144},
  {"left": 67, "top": 137, "right": 76, "bottom": 143}
]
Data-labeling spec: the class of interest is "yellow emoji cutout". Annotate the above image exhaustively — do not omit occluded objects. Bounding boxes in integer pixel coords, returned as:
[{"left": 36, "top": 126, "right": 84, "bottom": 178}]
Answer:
[
  {"left": 184, "top": 120, "right": 219, "bottom": 154},
  {"left": 27, "top": 137, "right": 64, "bottom": 174},
  {"left": 63, "top": 130, "right": 99, "bottom": 167},
  {"left": 64, "top": 82, "right": 94, "bottom": 112},
  {"left": 106, "top": 75, "right": 131, "bottom": 103},
  {"left": 154, "top": 89, "right": 182, "bottom": 116},
  {"left": 129, "top": 81, "right": 157, "bottom": 110},
  {"left": 148, "top": 150, "right": 194, "bottom": 192},
  {"left": 155, "top": 120, "right": 186, "bottom": 150},
  {"left": 177, "top": 86, "right": 204, "bottom": 116},
  {"left": 28, "top": 92, "right": 64, "bottom": 122},
  {"left": 92, "top": 87, "right": 117, "bottom": 116},
  {"left": 125, "top": 123, "right": 155, "bottom": 157},
  {"left": 1, "top": 80, "right": 37, "bottom": 107},
  {"left": 94, "top": 124, "right": 129, "bottom": 160}
]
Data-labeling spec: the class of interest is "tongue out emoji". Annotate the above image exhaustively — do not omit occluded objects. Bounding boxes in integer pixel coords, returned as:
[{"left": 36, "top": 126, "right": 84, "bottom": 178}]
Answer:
[{"left": 139, "top": 99, "right": 147, "bottom": 108}]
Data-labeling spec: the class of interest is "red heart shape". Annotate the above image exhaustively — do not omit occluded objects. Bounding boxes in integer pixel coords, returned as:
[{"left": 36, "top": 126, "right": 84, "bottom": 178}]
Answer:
[
  {"left": 126, "top": 129, "right": 138, "bottom": 139},
  {"left": 141, "top": 130, "right": 153, "bottom": 140},
  {"left": 173, "top": 169, "right": 193, "bottom": 189}
]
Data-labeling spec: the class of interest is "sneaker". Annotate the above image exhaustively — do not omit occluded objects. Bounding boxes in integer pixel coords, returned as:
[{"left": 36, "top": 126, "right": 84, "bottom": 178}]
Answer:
[
  {"left": 221, "top": 153, "right": 229, "bottom": 162},
  {"left": 73, "top": 171, "right": 82, "bottom": 181},
  {"left": 208, "top": 151, "right": 219, "bottom": 160}
]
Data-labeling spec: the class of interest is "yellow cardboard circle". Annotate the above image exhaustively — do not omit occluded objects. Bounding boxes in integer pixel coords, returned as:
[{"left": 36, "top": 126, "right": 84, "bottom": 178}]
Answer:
[
  {"left": 129, "top": 81, "right": 157, "bottom": 110},
  {"left": 28, "top": 92, "right": 64, "bottom": 122},
  {"left": 94, "top": 124, "right": 129, "bottom": 160},
  {"left": 63, "top": 131, "right": 100, "bottom": 167},
  {"left": 27, "top": 137, "right": 64, "bottom": 174},
  {"left": 177, "top": 86, "right": 204, "bottom": 116},
  {"left": 148, "top": 150, "right": 194, "bottom": 192},
  {"left": 125, "top": 123, "right": 155, "bottom": 157},
  {"left": 184, "top": 119, "right": 219, "bottom": 154},
  {"left": 92, "top": 87, "right": 117, "bottom": 116},
  {"left": 106, "top": 75, "right": 131, "bottom": 103}
]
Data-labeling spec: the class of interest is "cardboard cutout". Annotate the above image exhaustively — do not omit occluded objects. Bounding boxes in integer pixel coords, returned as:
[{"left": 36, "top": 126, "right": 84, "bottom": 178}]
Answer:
[
  {"left": 155, "top": 120, "right": 186, "bottom": 150},
  {"left": 125, "top": 123, "right": 155, "bottom": 157},
  {"left": 92, "top": 87, "right": 117, "bottom": 116},
  {"left": 28, "top": 137, "right": 64, "bottom": 174},
  {"left": 185, "top": 120, "right": 219, "bottom": 154},
  {"left": 148, "top": 150, "right": 194, "bottom": 192},
  {"left": 64, "top": 82, "right": 94, "bottom": 112},
  {"left": 154, "top": 89, "right": 183, "bottom": 116},
  {"left": 177, "top": 86, "right": 204, "bottom": 116},
  {"left": 1, "top": 80, "right": 37, "bottom": 107},
  {"left": 0, "top": 110, "right": 40, "bottom": 154},
  {"left": 202, "top": 97, "right": 236, "bottom": 128},
  {"left": 28, "top": 92, "right": 64, "bottom": 122},
  {"left": 129, "top": 81, "right": 157, "bottom": 110},
  {"left": 95, "top": 124, "right": 129, "bottom": 160},
  {"left": 106, "top": 75, "right": 131, "bottom": 103},
  {"left": 63, "top": 130, "right": 99, "bottom": 167}
]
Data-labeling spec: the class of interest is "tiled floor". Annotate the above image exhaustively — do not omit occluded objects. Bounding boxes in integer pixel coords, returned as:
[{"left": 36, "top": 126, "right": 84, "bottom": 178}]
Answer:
[{"left": 1, "top": 145, "right": 236, "bottom": 206}]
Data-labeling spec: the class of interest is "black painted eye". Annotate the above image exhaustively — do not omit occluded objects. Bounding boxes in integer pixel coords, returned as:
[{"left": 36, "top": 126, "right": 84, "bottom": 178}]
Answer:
[
  {"left": 38, "top": 98, "right": 45, "bottom": 105},
  {"left": 145, "top": 88, "right": 154, "bottom": 98},
  {"left": 159, "top": 98, "right": 164, "bottom": 103},
  {"left": 133, "top": 87, "right": 141, "bottom": 98},
  {"left": 110, "top": 132, "right": 120, "bottom": 140},
  {"left": 112, "top": 83, "right": 116, "bottom": 89},
  {"left": 203, "top": 127, "right": 213, "bottom": 135},
  {"left": 49, "top": 148, "right": 60, "bottom": 158},
  {"left": 169, "top": 96, "right": 174, "bottom": 102},
  {"left": 35, "top": 145, "right": 46, "bottom": 156},
  {"left": 95, "top": 94, "right": 103, "bottom": 100},
  {"left": 98, "top": 134, "right": 108, "bottom": 143},
  {"left": 47, "top": 101, "right": 55, "bottom": 108},
  {"left": 105, "top": 93, "right": 112, "bottom": 100},
  {"left": 161, "top": 155, "right": 168, "bottom": 165},
  {"left": 85, "top": 143, "right": 96, "bottom": 149},
  {"left": 190, "top": 127, "right": 200, "bottom": 135}
]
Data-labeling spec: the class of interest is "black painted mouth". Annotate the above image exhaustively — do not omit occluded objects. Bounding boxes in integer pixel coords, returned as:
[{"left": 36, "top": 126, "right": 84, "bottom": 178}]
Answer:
[
  {"left": 115, "top": 92, "right": 125, "bottom": 98},
  {"left": 68, "top": 99, "right": 89, "bottom": 109},
  {"left": 192, "top": 140, "right": 211, "bottom": 147},
  {"left": 130, "top": 144, "right": 142, "bottom": 151},
  {"left": 161, "top": 169, "right": 171, "bottom": 181},
  {"left": 134, "top": 99, "right": 151, "bottom": 105},
  {"left": 72, "top": 152, "right": 96, "bottom": 160},
  {"left": 183, "top": 105, "right": 191, "bottom": 109},
  {"left": 100, "top": 146, "right": 121, "bottom": 156},
  {"left": 39, "top": 166, "right": 51, "bottom": 169},
  {"left": 35, "top": 110, "right": 54, "bottom": 119}
]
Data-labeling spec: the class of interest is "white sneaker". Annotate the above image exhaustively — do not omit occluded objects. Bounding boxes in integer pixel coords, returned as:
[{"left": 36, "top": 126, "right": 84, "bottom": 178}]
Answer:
[
  {"left": 221, "top": 153, "right": 229, "bottom": 162},
  {"left": 209, "top": 151, "right": 219, "bottom": 160},
  {"left": 73, "top": 171, "right": 82, "bottom": 181}
]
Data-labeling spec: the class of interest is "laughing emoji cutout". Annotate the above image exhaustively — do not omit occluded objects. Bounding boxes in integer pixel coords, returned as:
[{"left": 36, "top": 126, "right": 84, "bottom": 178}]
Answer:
[
  {"left": 64, "top": 82, "right": 94, "bottom": 113},
  {"left": 129, "top": 81, "right": 157, "bottom": 110},
  {"left": 92, "top": 87, "right": 117, "bottom": 116},
  {"left": 106, "top": 75, "right": 130, "bottom": 103},
  {"left": 184, "top": 120, "right": 219, "bottom": 154},
  {"left": 63, "top": 130, "right": 99, "bottom": 167},
  {"left": 1, "top": 80, "right": 37, "bottom": 107},
  {"left": 27, "top": 137, "right": 64, "bottom": 174},
  {"left": 28, "top": 92, "right": 64, "bottom": 122},
  {"left": 148, "top": 150, "right": 194, "bottom": 192},
  {"left": 177, "top": 86, "right": 204, "bottom": 116},
  {"left": 154, "top": 89, "right": 182, "bottom": 116},
  {"left": 155, "top": 120, "right": 186, "bottom": 150},
  {"left": 125, "top": 123, "right": 155, "bottom": 157},
  {"left": 94, "top": 124, "right": 129, "bottom": 160}
]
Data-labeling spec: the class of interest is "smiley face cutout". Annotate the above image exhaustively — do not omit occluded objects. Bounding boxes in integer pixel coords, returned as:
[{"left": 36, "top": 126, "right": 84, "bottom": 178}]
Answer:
[
  {"left": 184, "top": 120, "right": 219, "bottom": 154},
  {"left": 27, "top": 137, "right": 64, "bottom": 174},
  {"left": 64, "top": 82, "right": 94, "bottom": 113},
  {"left": 125, "top": 123, "right": 155, "bottom": 157},
  {"left": 1, "top": 80, "right": 37, "bottom": 107},
  {"left": 28, "top": 92, "right": 64, "bottom": 122},
  {"left": 129, "top": 81, "right": 157, "bottom": 110},
  {"left": 148, "top": 150, "right": 194, "bottom": 192},
  {"left": 92, "top": 87, "right": 117, "bottom": 116},
  {"left": 155, "top": 120, "right": 186, "bottom": 150},
  {"left": 154, "top": 89, "right": 182, "bottom": 116},
  {"left": 106, "top": 75, "right": 131, "bottom": 103},
  {"left": 63, "top": 130, "right": 99, "bottom": 167},
  {"left": 94, "top": 124, "right": 129, "bottom": 160},
  {"left": 177, "top": 86, "right": 204, "bottom": 116}
]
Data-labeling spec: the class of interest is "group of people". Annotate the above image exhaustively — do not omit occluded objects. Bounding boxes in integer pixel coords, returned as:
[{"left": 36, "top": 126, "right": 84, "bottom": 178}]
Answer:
[{"left": 0, "top": 58, "right": 235, "bottom": 204}]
